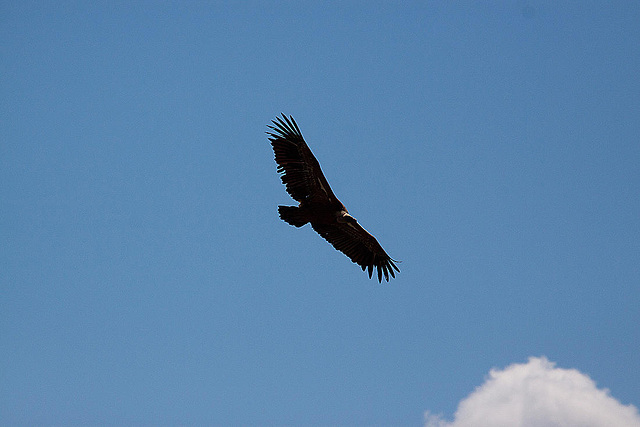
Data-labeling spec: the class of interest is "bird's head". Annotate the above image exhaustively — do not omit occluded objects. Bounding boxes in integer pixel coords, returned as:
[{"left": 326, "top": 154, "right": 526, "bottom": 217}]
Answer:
[{"left": 337, "top": 211, "right": 358, "bottom": 224}]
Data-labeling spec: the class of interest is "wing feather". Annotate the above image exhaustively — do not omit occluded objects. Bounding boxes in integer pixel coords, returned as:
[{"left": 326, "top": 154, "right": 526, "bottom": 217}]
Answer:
[
  {"left": 267, "top": 114, "right": 338, "bottom": 203},
  {"left": 311, "top": 221, "right": 400, "bottom": 283}
]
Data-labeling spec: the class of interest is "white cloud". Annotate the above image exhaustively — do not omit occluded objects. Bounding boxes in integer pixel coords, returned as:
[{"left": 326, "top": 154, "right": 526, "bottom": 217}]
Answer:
[{"left": 425, "top": 356, "right": 640, "bottom": 427}]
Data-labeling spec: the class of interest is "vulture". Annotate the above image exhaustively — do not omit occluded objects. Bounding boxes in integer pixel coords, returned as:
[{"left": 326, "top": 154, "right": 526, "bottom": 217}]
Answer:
[{"left": 267, "top": 114, "right": 400, "bottom": 282}]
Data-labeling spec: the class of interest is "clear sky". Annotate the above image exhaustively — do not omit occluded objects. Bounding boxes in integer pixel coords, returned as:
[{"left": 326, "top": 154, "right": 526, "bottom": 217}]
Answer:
[{"left": 2, "top": 2, "right": 639, "bottom": 426}]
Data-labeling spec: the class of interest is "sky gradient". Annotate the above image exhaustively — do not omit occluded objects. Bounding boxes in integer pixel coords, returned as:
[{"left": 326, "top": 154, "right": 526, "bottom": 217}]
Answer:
[{"left": 2, "top": 2, "right": 639, "bottom": 425}]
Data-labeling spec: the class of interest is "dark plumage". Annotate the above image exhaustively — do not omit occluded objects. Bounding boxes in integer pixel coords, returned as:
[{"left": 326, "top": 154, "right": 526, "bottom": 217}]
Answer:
[{"left": 267, "top": 114, "right": 399, "bottom": 282}]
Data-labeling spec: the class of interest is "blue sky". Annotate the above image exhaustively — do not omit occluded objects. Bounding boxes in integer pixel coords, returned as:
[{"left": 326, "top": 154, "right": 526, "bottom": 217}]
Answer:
[{"left": 1, "top": 1, "right": 639, "bottom": 425}]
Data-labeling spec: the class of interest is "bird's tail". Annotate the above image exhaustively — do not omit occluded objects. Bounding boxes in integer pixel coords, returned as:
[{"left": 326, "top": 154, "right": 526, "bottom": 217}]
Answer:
[{"left": 278, "top": 206, "right": 309, "bottom": 227}]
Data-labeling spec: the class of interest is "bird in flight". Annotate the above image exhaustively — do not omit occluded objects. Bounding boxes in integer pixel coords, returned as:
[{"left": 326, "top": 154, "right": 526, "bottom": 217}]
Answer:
[{"left": 267, "top": 114, "right": 399, "bottom": 282}]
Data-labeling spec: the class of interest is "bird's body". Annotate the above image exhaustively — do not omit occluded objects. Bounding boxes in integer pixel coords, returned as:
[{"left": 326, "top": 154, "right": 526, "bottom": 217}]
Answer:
[{"left": 267, "top": 114, "right": 399, "bottom": 282}]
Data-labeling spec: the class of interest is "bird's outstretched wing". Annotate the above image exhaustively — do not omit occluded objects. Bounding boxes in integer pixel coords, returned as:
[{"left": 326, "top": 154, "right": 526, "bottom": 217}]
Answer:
[
  {"left": 267, "top": 114, "right": 338, "bottom": 203},
  {"left": 312, "top": 221, "right": 400, "bottom": 283}
]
